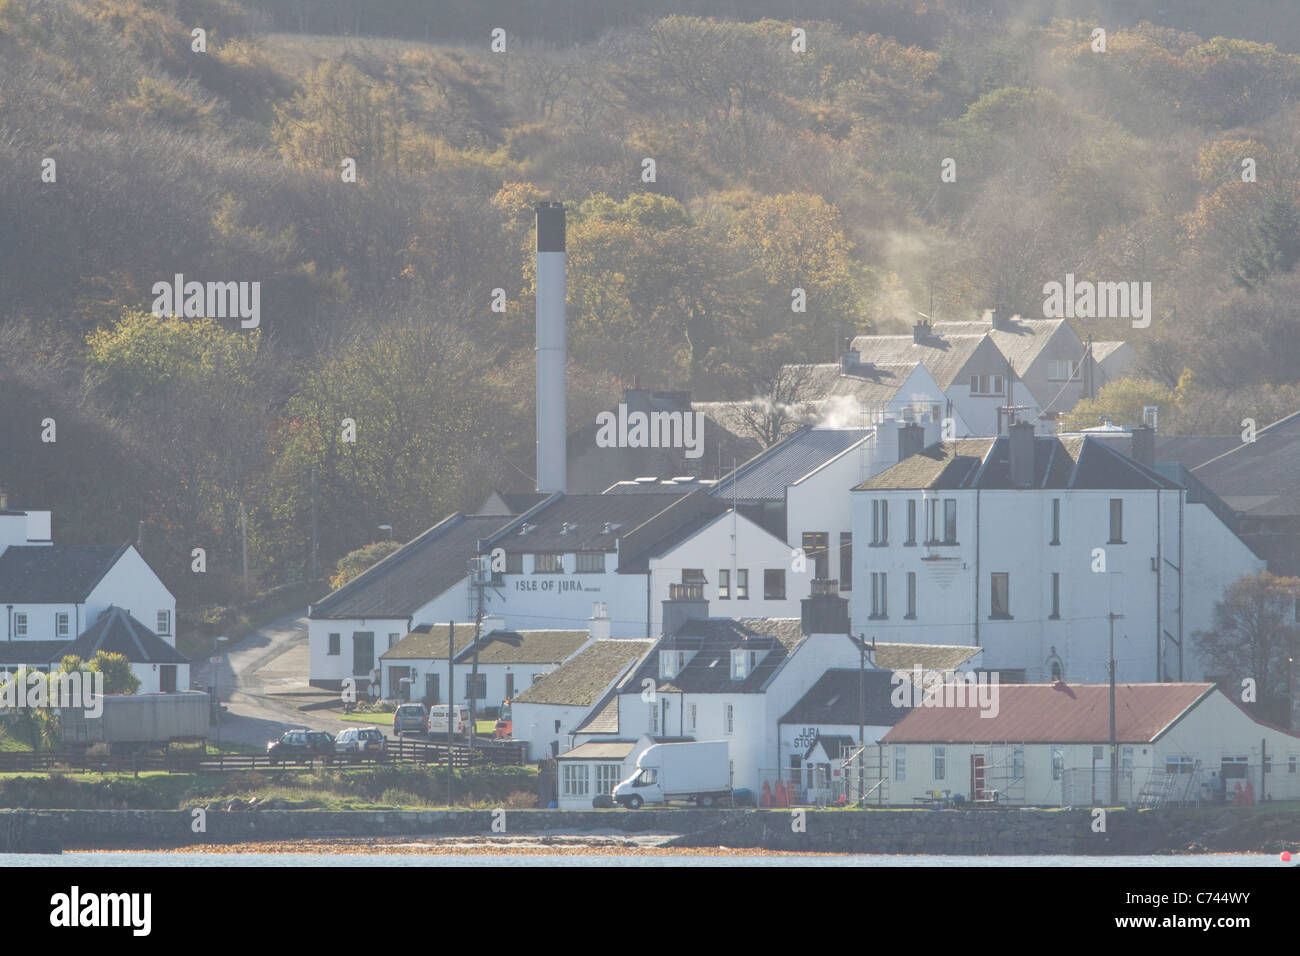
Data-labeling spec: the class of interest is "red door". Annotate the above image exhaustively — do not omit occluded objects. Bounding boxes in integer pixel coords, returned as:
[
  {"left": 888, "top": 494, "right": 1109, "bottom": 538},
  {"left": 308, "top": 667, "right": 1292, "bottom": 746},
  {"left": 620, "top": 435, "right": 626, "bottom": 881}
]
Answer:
[{"left": 970, "top": 754, "right": 986, "bottom": 801}]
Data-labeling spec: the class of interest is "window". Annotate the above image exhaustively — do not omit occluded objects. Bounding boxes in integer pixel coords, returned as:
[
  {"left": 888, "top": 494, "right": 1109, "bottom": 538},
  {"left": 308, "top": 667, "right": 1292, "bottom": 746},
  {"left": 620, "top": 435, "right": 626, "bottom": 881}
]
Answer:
[
  {"left": 1050, "top": 573, "right": 1060, "bottom": 619},
  {"left": 1290, "top": 755, "right": 1298, "bottom": 774},
  {"left": 1167, "top": 755, "right": 1196, "bottom": 774},
  {"left": 1109, "top": 499, "right": 1124, "bottom": 543},
  {"left": 1050, "top": 498, "right": 1060, "bottom": 545},
  {"left": 56, "top": 613, "right": 70, "bottom": 638},
  {"left": 328, "top": 633, "right": 340, "bottom": 656},
  {"left": 1221, "top": 755, "right": 1249, "bottom": 779},
  {"left": 906, "top": 500, "right": 917, "bottom": 545},
  {"left": 687, "top": 703, "right": 697, "bottom": 732},
  {"left": 505, "top": 552, "right": 523, "bottom": 574},
  {"left": 1264, "top": 755, "right": 1273, "bottom": 774},
  {"left": 736, "top": 569, "right": 749, "bottom": 600},
  {"left": 894, "top": 747, "right": 906, "bottom": 782},
  {"left": 925, "top": 498, "right": 957, "bottom": 544},
  {"left": 943, "top": 499, "right": 957, "bottom": 544},
  {"left": 505, "top": 672, "right": 514, "bottom": 698},
  {"left": 763, "top": 569, "right": 784, "bottom": 600},
  {"left": 970, "top": 374, "right": 1005, "bottom": 395},
  {"left": 1012, "top": 748, "right": 1025, "bottom": 779},
  {"left": 725, "top": 704, "right": 734, "bottom": 735},
  {"left": 1046, "top": 360, "right": 1082, "bottom": 382},
  {"left": 1051, "top": 747, "right": 1064, "bottom": 781},
  {"left": 906, "top": 572, "right": 917, "bottom": 619},
  {"left": 13, "top": 613, "right": 26, "bottom": 637},
  {"left": 575, "top": 551, "right": 605, "bottom": 573},
  {"left": 802, "top": 532, "right": 829, "bottom": 578},
  {"left": 1121, "top": 747, "right": 1133, "bottom": 776},
  {"left": 731, "top": 650, "right": 747, "bottom": 680},
  {"left": 871, "top": 501, "right": 889, "bottom": 545},
  {"left": 650, "top": 700, "right": 659, "bottom": 734},
  {"left": 595, "top": 764, "right": 622, "bottom": 796},
  {"left": 839, "top": 533, "right": 853, "bottom": 590},
  {"left": 465, "top": 673, "right": 486, "bottom": 700},
  {"left": 534, "top": 552, "right": 564, "bottom": 573},
  {"left": 388, "top": 632, "right": 400, "bottom": 650},
  {"left": 870, "top": 572, "right": 888, "bottom": 619},
  {"left": 660, "top": 650, "right": 685, "bottom": 679},
  {"left": 156, "top": 610, "right": 171, "bottom": 636},
  {"left": 990, "top": 573, "right": 1010, "bottom": 619},
  {"left": 562, "top": 763, "right": 590, "bottom": 797},
  {"left": 682, "top": 568, "right": 706, "bottom": 585},
  {"left": 933, "top": 746, "right": 946, "bottom": 781},
  {"left": 718, "top": 569, "right": 730, "bottom": 600}
]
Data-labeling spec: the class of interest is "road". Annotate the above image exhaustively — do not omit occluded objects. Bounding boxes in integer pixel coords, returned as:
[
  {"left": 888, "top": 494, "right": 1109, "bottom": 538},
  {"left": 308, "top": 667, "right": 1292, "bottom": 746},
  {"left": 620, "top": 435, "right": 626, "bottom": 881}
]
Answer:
[{"left": 190, "top": 611, "right": 363, "bottom": 748}]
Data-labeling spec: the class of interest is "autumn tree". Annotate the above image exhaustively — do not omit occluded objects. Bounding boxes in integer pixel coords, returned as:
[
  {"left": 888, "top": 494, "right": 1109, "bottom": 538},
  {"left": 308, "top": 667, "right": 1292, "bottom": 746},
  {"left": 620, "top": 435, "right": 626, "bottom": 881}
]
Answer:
[{"left": 1195, "top": 572, "right": 1300, "bottom": 727}]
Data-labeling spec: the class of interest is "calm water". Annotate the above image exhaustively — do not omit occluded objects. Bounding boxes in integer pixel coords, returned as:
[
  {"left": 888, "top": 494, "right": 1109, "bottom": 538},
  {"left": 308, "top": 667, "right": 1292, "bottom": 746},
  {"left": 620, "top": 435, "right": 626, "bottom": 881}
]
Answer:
[{"left": 5, "top": 852, "right": 1283, "bottom": 866}]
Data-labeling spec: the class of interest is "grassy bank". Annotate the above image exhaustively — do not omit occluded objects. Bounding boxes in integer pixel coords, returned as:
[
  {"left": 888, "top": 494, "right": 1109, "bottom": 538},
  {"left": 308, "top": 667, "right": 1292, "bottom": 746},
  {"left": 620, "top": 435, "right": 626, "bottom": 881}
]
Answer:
[{"left": 0, "top": 764, "right": 539, "bottom": 811}]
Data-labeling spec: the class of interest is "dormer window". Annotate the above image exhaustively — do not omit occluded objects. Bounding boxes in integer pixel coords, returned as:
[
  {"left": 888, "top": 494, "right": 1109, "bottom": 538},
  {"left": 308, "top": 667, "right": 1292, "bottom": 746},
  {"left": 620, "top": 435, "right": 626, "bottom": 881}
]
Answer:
[
  {"left": 660, "top": 650, "right": 685, "bottom": 679},
  {"left": 731, "top": 649, "right": 761, "bottom": 680}
]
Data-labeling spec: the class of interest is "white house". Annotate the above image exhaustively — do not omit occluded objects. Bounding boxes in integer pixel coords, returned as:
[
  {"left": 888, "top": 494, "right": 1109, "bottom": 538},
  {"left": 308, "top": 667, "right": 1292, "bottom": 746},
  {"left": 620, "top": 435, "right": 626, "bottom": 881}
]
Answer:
[
  {"left": 850, "top": 424, "right": 1265, "bottom": 683},
  {"left": 555, "top": 736, "right": 659, "bottom": 810},
  {"left": 511, "top": 637, "right": 653, "bottom": 761},
  {"left": 0, "top": 502, "right": 184, "bottom": 690},
  {"left": 876, "top": 681, "right": 1300, "bottom": 807},
  {"left": 378, "top": 619, "right": 592, "bottom": 711}
]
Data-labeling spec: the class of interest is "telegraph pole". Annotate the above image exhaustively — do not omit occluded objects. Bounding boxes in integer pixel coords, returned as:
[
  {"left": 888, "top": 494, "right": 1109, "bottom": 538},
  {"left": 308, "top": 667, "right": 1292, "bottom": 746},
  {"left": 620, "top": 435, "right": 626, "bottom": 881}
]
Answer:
[
  {"left": 310, "top": 468, "right": 319, "bottom": 580},
  {"left": 1109, "top": 611, "right": 1118, "bottom": 805},
  {"left": 447, "top": 620, "right": 455, "bottom": 808}
]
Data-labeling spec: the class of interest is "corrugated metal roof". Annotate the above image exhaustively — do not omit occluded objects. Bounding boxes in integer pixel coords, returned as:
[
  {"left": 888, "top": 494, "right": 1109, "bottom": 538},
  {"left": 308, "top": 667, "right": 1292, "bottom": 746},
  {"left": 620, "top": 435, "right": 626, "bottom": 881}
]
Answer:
[
  {"left": 311, "top": 514, "right": 509, "bottom": 620},
  {"left": 712, "top": 427, "right": 871, "bottom": 502},
  {"left": 881, "top": 682, "right": 1214, "bottom": 744}
]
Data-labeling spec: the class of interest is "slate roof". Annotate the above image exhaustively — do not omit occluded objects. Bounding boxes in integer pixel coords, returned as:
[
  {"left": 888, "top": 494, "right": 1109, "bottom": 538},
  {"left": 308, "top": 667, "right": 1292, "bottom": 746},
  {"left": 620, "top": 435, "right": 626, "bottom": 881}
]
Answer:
[
  {"left": 1192, "top": 411, "right": 1300, "bottom": 517},
  {"left": 0, "top": 641, "right": 73, "bottom": 666},
  {"left": 481, "top": 493, "right": 688, "bottom": 554},
  {"left": 1092, "top": 341, "right": 1129, "bottom": 363},
  {"left": 1155, "top": 437, "right": 1240, "bottom": 471},
  {"left": 379, "top": 623, "right": 480, "bottom": 661},
  {"left": 559, "top": 740, "right": 638, "bottom": 760},
  {"left": 871, "top": 643, "right": 982, "bottom": 672},
  {"left": 310, "top": 514, "right": 509, "bottom": 620},
  {"left": 62, "top": 606, "right": 189, "bottom": 664},
  {"left": 610, "top": 490, "right": 731, "bottom": 572},
  {"left": 881, "top": 682, "right": 1215, "bottom": 744},
  {"left": 931, "top": 318, "right": 1069, "bottom": 377},
  {"left": 711, "top": 427, "right": 871, "bottom": 502},
  {"left": 850, "top": 333, "right": 988, "bottom": 390},
  {"left": 467, "top": 629, "right": 590, "bottom": 665},
  {"left": 514, "top": 639, "right": 652, "bottom": 706},
  {"left": 807, "top": 734, "right": 859, "bottom": 760},
  {"left": 575, "top": 692, "right": 621, "bottom": 734},
  {"left": 779, "top": 668, "right": 907, "bottom": 725},
  {"left": 625, "top": 618, "right": 806, "bottom": 694},
  {"left": 0, "top": 543, "right": 129, "bottom": 603},
  {"left": 790, "top": 361, "right": 926, "bottom": 407},
  {"left": 858, "top": 435, "right": 1181, "bottom": 491}
]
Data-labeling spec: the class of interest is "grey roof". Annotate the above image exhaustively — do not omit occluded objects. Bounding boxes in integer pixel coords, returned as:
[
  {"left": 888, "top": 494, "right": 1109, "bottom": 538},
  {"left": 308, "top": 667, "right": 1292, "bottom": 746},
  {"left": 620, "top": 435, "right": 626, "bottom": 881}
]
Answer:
[
  {"left": 604, "top": 477, "right": 717, "bottom": 494},
  {"left": 310, "top": 514, "right": 508, "bottom": 620},
  {"left": 0, "top": 641, "right": 73, "bottom": 666},
  {"left": 62, "top": 606, "right": 189, "bottom": 665},
  {"left": 806, "top": 734, "right": 859, "bottom": 760},
  {"left": 575, "top": 691, "right": 622, "bottom": 734},
  {"left": 712, "top": 427, "right": 871, "bottom": 502},
  {"left": 624, "top": 618, "right": 807, "bottom": 694},
  {"left": 466, "top": 630, "right": 589, "bottom": 665},
  {"left": 931, "top": 318, "right": 1069, "bottom": 377},
  {"left": 1192, "top": 411, "right": 1300, "bottom": 517},
  {"left": 789, "top": 361, "right": 925, "bottom": 408},
  {"left": 1155, "top": 436, "right": 1240, "bottom": 471},
  {"left": 481, "top": 493, "right": 690, "bottom": 555},
  {"left": 0, "top": 543, "right": 129, "bottom": 603},
  {"left": 859, "top": 435, "right": 1182, "bottom": 491},
  {"left": 558, "top": 740, "right": 638, "bottom": 760},
  {"left": 514, "top": 639, "right": 653, "bottom": 706},
  {"left": 379, "top": 623, "right": 480, "bottom": 661},
  {"left": 779, "top": 668, "right": 907, "bottom": 726},
  {"left": 850, "top": 333, "right": 989, "bottom": 390}
]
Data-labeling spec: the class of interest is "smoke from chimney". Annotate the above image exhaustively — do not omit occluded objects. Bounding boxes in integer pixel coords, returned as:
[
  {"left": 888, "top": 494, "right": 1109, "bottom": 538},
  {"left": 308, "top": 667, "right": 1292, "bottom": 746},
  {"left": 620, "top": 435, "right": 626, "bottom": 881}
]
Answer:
[{"left": 535, "top": 202, "right": 567, "bottom": 494}]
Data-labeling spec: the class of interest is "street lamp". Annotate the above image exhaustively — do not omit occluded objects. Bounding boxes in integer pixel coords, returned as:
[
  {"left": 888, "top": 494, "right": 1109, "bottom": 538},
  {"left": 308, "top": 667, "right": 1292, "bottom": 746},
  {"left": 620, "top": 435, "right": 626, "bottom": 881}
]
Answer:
[{"left": 212, "top": 635, "right": 229, "bottom": 754}]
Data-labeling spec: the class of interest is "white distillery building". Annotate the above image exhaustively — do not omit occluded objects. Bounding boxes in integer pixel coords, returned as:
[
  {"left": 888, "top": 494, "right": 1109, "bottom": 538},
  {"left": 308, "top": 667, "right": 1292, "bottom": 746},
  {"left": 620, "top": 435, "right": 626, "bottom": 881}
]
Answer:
[
  {"left": 876, "top": 681, "right": 1300, "bottom": 807},
  {"left": 849, "top": 424, "right": 1264, "bottom": 684},
  {"left": 0, "top": 504, "right": 185, "bottom": 692}
]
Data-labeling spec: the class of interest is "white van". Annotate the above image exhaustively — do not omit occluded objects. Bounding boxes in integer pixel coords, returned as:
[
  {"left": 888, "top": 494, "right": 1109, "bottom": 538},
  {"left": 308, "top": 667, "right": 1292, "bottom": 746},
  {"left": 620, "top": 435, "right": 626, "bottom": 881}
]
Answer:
[{"left": 427, "top": 704, "right": 471, "bottom": 737}]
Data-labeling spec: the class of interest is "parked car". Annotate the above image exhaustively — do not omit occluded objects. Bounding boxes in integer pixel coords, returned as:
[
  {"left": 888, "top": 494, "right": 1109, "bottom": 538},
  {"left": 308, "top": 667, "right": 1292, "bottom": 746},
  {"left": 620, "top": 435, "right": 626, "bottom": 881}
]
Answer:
[
  {"left": 393, "top": 703, "right": 429, "bottom": 736},
  {"left": 267, "top": 729, "right": 335, "bottom": 764},
  {"left": 428, "top": 704, "right": 471, "bottom": 738},
  {"left": 334, "top": 726, "right": 387, "bottom": 761}
]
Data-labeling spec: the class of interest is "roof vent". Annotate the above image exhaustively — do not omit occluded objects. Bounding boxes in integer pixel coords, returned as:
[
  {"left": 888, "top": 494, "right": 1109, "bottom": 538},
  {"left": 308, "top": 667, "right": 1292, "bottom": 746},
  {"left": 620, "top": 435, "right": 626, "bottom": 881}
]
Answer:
[
  {"left": 519, "top": 523, "right": 536, "bottom": 536},
  {"left": 560, "top": 521, "right": 573, "bottom": 535},
  {"left": 601, "top": 522, "right": 612, "bottom": 534}
]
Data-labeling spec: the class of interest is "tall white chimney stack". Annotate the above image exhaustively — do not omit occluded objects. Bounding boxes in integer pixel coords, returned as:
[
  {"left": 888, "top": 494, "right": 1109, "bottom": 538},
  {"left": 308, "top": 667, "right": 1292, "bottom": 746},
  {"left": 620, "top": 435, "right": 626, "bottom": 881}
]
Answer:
[{"left": 535, "top": 201, "right": 567, "bottom": 494}]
